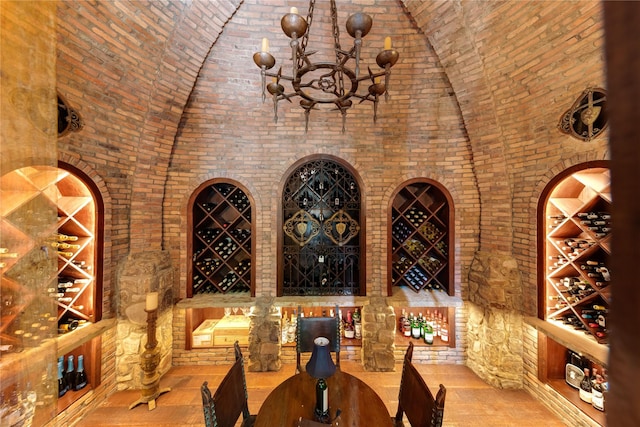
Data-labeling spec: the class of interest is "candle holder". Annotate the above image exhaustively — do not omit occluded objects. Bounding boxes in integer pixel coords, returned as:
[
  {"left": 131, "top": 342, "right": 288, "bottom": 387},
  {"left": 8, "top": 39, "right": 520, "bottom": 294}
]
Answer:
[{"left": 129, "top": 307, "right": 171, "bottom": 410}]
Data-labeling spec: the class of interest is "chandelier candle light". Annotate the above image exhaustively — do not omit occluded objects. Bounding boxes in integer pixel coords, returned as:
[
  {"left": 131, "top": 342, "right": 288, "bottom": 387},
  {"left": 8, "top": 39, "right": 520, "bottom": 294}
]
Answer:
[{"left": 253, "top": 0, "right": 399, "bottom": 132}]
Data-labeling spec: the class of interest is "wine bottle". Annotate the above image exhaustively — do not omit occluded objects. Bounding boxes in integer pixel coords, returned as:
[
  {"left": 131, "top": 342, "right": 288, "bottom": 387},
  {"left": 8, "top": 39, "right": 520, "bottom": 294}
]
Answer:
[
  {"left": 579, "top": 368, "right": 592, "bottom": 403},
  {"left": 74, "top": 355, "right": 88, "bottom": 390},
  {"left": 440, "top": 318, "right": 449, "bottom": 343},
  {"left": 411, "top": 315, "right": 421, "bottom": 339},
  {"left": 65, "top": 355, "right": 76, "bottom": 391},
  {"left": 403, "top": 314, "right": 411, "bottom": 337},
  {"left": 57, "top": 359, "right": 67, "bottom": 397},
  {"left": 398, "top": 309, "right": 407, "bottom": 335},
  {"left": 344, "top": 311, "right": 355, "bottom": 339},
  {"left": 423, "top": 322, "right": 434, "bottom": 345},
  {"left": 56, "top": 233, "right": 79, "bottom": 241},
  {"left": 591, "top": 373, "right": 605, "bottom": 411},
  {"left": 58, "top": 319, "right": 79, "bottom": 333},
  {"left": 353, "top": 308, "right": 362, "bottom": 339}
]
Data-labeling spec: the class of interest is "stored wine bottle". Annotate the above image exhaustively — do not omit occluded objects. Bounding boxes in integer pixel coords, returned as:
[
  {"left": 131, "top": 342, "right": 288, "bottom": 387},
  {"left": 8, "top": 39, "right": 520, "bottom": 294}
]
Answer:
[
  {"left": 58, "top": 319, "right": 79, "bottom": 333},
  {"left": 423, "top": 322, "right": 434, "bottom": 345},
  {"left": 591, "top": 374, "right": 605, "bottom": 411},
  {"left": 74, "top": 355, "right": 88, "bottom": 390},
  {"left": 579, "top": 368, "right": 592, "bottom": 403},
  {"left": 411, "top": 316, "right": 421, "bottom": 339},
  {"left": 57, "top": 359, "right": 67, "bottom": 397},
  {"left": 353, "top": 308, "right": 362, "bottom": 339},
  {"left": 65, "top": 355, "right": 76, "bottom": 391},
  {"left": 56, "top": 233, "right": 79, "bottom": 241},
  {"left": 343, "top": 311, "right": 355, "bottom": 339}
]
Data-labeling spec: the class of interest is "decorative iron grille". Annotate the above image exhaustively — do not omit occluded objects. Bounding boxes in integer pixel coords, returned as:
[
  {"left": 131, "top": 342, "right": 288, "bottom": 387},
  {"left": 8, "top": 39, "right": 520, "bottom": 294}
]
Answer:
[{"left": 282, "top": 159, "right": 361, "bottom": 296}]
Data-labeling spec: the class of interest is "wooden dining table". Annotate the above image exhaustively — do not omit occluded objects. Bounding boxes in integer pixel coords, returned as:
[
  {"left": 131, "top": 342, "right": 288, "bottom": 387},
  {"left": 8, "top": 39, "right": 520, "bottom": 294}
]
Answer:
[{"left": 254, "top": 369, "right": 394, "bottom": 427}]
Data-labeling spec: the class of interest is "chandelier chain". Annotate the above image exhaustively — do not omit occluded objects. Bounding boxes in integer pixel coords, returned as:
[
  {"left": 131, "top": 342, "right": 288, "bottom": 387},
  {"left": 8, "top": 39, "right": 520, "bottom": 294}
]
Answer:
[
  {"left": 330, "top": 0, "right": 342, "bottom": 56},
  {"left": 299, "top": 0, "right": 315, "bottom": 70},
  {"left": 330, "top": 0, "right": 345, "bottom": 97}
]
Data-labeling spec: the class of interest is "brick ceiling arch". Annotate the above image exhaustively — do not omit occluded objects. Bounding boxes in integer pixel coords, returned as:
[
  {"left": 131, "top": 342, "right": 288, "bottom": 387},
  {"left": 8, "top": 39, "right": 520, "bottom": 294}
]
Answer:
[
  {"left": 127, "top": 0, "right": 243, "bottom": 253},
  {"left": 402, "top": 0, "right": 513, "bottom": 254}
]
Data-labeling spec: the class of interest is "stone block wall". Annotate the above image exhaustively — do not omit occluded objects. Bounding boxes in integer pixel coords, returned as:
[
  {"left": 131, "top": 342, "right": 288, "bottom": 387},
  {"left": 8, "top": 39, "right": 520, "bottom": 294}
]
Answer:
[
  {"left": 466, "top": 252, "right": 524, "bottom": 389},
  {"left": 116, "top": 251, "right": 174, "bottom": 390}
]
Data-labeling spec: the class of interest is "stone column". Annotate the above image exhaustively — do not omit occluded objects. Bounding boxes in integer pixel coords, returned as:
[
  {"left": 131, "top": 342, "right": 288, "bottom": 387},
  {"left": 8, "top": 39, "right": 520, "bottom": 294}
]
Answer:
[
  {"left": 247, "top": 297, "right": 281, "bottom": 372},
  {"left": 116, "top": 251, "right": 174, "bottom": 390},
  {"left": 361, "top": 297, "right": 396, "bottom": 371},
  {"left": 467, "top": 251, "right": 524, "bottom": 388}
]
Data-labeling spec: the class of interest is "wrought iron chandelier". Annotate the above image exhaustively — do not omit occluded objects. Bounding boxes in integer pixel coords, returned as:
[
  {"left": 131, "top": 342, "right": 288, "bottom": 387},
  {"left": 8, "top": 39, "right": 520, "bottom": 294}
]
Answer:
[{"left": 253, "top": 0, "right": 399, "bottom": 132}]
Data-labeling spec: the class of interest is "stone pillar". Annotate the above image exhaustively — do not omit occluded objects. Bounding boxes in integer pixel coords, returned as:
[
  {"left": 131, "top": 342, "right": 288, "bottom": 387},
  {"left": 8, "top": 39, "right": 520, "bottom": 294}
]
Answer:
[
  {"left": 467, "top": 251, "right": 523, "bottom": 389},
  {"left": 247, "top": 297, "right": 281, "bottom": 372},
  {"left": 116, "top": 251, "right": 174, "bottom": 390},
  {"left": 361, "top": 297, "right": 396, "bottom": 371}
]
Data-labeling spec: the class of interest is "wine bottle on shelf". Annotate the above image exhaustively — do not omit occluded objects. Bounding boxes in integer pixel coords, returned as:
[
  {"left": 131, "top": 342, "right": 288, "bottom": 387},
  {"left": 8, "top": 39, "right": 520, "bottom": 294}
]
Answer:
[
  {"left": 423, "top": 321, "right": 434, "bottom": 345},
  {"left": 579, "top": 368, "right": 592, "bottom": 403},
  {"left": 403, "top": 314, "right": 411, "bottom": 337},
  {"left": 57, "top": 359, "right": 67, "bottom": 397},
  {"left": 353, "top": 308, "right": 362, "bottom": 339},
  {"left": 398, "top": 309, "right": 407, "bottom": 335},
  {"left": 410, "top": 315, "right": 421, "bottom": 339},
  {"left": 58, "top": 319, "right": 80, "bottom": 333},
  {"left": 591, "top": 373, "right": 605, "bottom": 411},
  {"left": 343, "top": 311, "right": 355, "bottom": 339},
  {"left": 56, "top": 233, "right": 79, "bottom": 241},
  {"left": 65, "top": 355, "right": 76, "bottom": 391},
  {"left": 74, "top": 355, "right": 88, "bottom": 390},
  {"left": 440, "top": 317, "right": 449, "bottom": 343}
]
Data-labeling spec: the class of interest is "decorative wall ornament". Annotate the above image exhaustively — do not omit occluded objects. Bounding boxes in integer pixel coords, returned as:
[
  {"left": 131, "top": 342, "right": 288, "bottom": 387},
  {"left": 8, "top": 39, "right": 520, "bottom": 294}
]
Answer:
[
  {"left": 322, "top": 209, "right": 360, "bottom": 246},
  {"left": 558, "top": 87, "right": 607, "bottom": 142},
  {"left": 58, "top": 92, "right": 83, "bottom": 137},
  {"left": 283, "top": 209, "right": 322, "bottom": 246}
]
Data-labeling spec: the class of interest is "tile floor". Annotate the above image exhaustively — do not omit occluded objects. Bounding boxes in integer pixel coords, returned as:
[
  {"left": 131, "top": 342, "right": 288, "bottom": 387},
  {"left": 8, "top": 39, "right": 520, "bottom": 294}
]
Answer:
[{"left": 74, "top": 362, "right": 567, "bottom": 427}]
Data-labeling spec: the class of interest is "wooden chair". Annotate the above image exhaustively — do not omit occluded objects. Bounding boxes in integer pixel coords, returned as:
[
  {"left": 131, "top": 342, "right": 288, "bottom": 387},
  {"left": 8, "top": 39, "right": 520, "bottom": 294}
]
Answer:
[
  {"left": 393, "top": 342, "right": 446, "bottom": 427},
  {"left": 201, "top": 341, "right": 256, "bottom": 427},
  {"left": 296, "top": 305, "right": 341, "bottom": 373}
]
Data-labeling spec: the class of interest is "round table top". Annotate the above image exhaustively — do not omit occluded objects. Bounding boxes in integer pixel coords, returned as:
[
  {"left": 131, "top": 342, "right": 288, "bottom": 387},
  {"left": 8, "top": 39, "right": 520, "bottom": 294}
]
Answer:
[{"left": 254, "top": 369, "right": 394, "bottom": 427}]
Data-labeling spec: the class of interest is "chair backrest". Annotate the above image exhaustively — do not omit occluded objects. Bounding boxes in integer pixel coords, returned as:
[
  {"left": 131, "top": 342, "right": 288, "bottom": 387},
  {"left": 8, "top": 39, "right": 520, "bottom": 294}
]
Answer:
[
  {"left": 201, "top": 342, "right": 251, "bottom": 427},
  {"left": 296, "top": 305, "right": 341, "bottom": 373},
  {"left": 395, "top": 342, "right": 446, "bottom": 427}
]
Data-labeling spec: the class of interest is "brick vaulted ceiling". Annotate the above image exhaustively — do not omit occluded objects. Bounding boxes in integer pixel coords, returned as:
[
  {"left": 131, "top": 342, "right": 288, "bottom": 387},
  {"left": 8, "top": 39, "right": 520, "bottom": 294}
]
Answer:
[{"left": 55, "top": 1, "right": 606, "bottom": 274}]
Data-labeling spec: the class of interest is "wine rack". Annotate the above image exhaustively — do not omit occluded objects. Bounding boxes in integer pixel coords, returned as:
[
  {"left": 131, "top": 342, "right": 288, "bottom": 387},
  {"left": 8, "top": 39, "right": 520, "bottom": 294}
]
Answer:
[
  {"left": 189, "top": 181, "right": 254, "bottom": 295},
  {"left": 1, "top": 165, "right": 100, "bottom": 350},
  {"left": 388, "top": 179, "right": 454, "bottom": 295},
  {"left": 281, "top": 158, "right": 362, "bottom": 296},
  {"left": 542, "top": 166, "right": 611, "bottom": 344}
]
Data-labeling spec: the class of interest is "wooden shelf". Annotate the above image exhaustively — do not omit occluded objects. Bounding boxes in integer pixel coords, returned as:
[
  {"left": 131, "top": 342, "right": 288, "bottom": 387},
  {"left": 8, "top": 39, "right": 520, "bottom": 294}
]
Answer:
[
  {"left": 188, "top": 180, "right": 254, "bottom": 296},
  {"left": 388, "top": 179, "right": 454, "bottom": 296},
  {"left": 392, "top": 306, "right": 455, "bottom": 348},
  {"left": 537, "top": 162, "right": 610, "bottom": 425},
  {"left": 542, "top": 166, "right": 611, "bottom": 344},
  {"left": 0, "top": 164, "right": 103, "bottom": 418}
]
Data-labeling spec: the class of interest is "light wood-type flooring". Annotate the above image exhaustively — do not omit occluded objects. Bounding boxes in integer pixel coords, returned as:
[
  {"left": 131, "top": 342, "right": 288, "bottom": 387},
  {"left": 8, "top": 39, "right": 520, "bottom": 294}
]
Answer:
[{"left": 74, "top": 362, "right": 567, "bottom": 427}]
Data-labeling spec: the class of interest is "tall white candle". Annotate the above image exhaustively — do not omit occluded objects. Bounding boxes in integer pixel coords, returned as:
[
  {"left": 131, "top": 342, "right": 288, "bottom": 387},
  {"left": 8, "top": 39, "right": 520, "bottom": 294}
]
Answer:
[
  {"left": 261, "top": 37, "right": 269, "bottom": 53},
  {"left": 384, "top": 36, "right": 392, "bottom": 50},
  {"left": 146, "top": 292, "right": 158, "bottom": 311}
]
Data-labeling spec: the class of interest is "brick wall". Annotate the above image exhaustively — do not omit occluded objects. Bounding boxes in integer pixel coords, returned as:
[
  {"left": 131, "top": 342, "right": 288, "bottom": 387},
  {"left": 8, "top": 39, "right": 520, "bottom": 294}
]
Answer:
[{"left": 48, "top": 1, "right": 610, "bottom": 425}]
